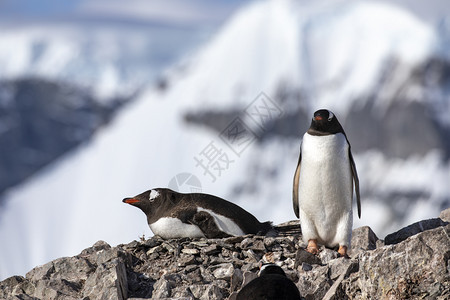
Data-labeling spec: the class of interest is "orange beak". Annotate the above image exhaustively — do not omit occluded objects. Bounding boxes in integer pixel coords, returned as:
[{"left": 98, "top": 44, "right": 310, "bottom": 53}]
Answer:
[{"left": 123, "top": 198, "right": 140, "bottom": 204}]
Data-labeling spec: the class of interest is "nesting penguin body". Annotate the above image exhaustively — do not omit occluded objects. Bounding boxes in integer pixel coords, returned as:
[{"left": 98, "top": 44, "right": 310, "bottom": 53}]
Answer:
[
  {"left": 123, "top": 188, "right": 272, "bottom": 239},
  {"left": 293, "top": 109, "right": 360, "bottom": 254}
]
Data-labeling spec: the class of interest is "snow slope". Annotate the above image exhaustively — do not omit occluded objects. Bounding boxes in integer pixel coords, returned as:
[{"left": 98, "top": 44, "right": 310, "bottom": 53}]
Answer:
[
  {"left": 0, "top": 0, "right": 448, "bottom": 280},
  {"left": 0, "top": 23, "right": 205, "bottom": 100}
]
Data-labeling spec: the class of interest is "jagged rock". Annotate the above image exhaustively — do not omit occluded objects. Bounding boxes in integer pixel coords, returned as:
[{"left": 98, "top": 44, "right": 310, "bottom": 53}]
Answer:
[
  {"left": 318, "top": 248, "right": 339, "bottom": 264},
  {"left": 230, "top": 269, "right": 243, "bottom": 292},
  {"left": 343, "top": 224, "right": 450, "bottom": 299},
  {"left": 1, "top": 209, "right": 449, "bottom": 299},
  {"left": 211, "top": 263, "right": 235, "bottom": 280},
  {"left": 350, "top": 226, "right": 381, "bottom": 254},
  {"left": 294, "top": 249, "right": 322, "bottom": 268},
  {"left": 439, "top": 207, "right": 450, "bottom": 222},
  {"left": 297, "top": 265, "right": 331, "bottom": 299},
  {"left": 384, "top": 218, "right": 449, "bottom": 245}
]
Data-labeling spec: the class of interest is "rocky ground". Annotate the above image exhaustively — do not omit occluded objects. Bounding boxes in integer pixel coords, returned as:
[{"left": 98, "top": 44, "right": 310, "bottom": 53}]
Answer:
[{"left": 1, "top": 209, "right": 449, "bottom": 300}]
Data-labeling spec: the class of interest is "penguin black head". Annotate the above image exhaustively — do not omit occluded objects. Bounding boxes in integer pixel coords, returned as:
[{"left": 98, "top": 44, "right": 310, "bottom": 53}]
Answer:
[
  {"left": 259, "top": 263, "right": 287, "bottom": 277},
  {"left": 308, "top": 109, "right": 344, "bottom": 135},
  {"left": 123, "top": 188, "right": 176, "bottom": 221},
  {"left": 236, "top": 263, "right": 301, "bottom": 300}
]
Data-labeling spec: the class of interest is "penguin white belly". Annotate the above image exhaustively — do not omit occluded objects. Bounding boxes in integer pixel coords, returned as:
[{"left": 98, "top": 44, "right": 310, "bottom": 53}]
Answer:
[
  {"left": 197, "top": 207, "right": 245, "bottom": 236},
  {"left": 150, "top": 217, "right": 205, "bottom": 239},
  {"left": 298, "top": 133, "right": 353, "bottom": 247}
]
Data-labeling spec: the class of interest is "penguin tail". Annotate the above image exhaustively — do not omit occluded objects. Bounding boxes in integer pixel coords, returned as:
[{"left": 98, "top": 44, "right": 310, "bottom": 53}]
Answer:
[{"left": 256, "top": 221, "right": 274, "bottom": 236}]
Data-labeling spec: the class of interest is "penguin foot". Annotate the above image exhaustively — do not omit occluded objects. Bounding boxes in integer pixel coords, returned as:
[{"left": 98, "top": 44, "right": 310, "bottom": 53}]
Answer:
[
  {"left": 306, "top": 239, "right": 319, "bottom": 255},
  {"left": 338, "top": 245, "right": 349, "bottom": 258}
]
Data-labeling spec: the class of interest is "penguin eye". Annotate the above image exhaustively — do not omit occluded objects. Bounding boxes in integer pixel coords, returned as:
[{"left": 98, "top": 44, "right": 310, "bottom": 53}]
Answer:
[
  {"left": 149, "top": 190, "right": 160, "bottom": 202},
  {"left": 327, "top": 111, "right": 334, "bottom": 121}
]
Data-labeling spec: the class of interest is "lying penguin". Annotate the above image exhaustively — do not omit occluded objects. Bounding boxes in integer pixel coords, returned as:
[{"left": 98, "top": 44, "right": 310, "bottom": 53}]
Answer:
[
  {"left": 123, "top": 188, "right": 272, "bottom": 239},
  {"left": 236, "top": 264, "right": 301, "bottom": 300}
]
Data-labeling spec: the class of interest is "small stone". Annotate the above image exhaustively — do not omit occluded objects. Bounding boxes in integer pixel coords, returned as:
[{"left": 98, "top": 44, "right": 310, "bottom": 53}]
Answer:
[
  {"left": 302, "top": 263, "right": 313, "bottom": 271},
  {"left": 240, "top": 238, "right": 254, "bottom": 249},
  {"left": 185, "top": 264, "right": 198, "bottom": 273},
  {"left": 162, "top": 242, "right": 176, "bottom": 252},
  {"left": 202, "top": 244, "right": 220, "bottom": 255},
  {"left": 152, "top": 278, "right": 171, "bottom": 299},
  {"left": 439, "top": 208, "right": 450, "bottom": 222},
  {"left": 190, "top": 284, "right": 224, "bottom": 300},
  {"left": 283, "top": 257, "right": 295, "bottom": 270},
  {"left": 146, "top": 245, "right": 161, "bottom": 255},
  {"left": 243, "top": 249, "right": 259, "bottom": 263},
  {"left": 178, "top": 254, "right": 196, "bottom": 267},
  {"left": 142, "top": 238, "right": 162, "bottom": 248},
  {"left": 263, "top": 237, "right": 277, "bottom": 248},
  {"left": 241, "top": 263, "right": 259, "bottom": 273},
  {"left": 351, "top": 226, "right": 379, "bottom": 254},
  {"left": 251, "top": 240, "right": 266, "bottom": 251},
  {"left": 224, "top": 236, "right": 245, "bottom": 244},
  {"left": 319, "top": 248, "right": 339, "bottom": 264},
  {"left": 212, "top": 263, "right": 234, "bottom": 280},
  {"left": 230, "top": 268, "right": 243, "bottom": 292},
  {"left": 295, "top": 249, "right": 322, "bottom": 268},
  {"left": 182, "top": 248, "right": 199, "bottom": 255},
  {"left": 328, "top": 258, "right": 353, "bottom": 280},
  {"left": 242, "top": 271, "right": 258, "bottom": 286}
]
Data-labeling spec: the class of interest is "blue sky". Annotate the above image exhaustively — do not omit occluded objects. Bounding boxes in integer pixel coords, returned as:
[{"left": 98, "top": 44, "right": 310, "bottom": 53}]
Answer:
[{"left": 0, "top": 0, "right": 249, "bottom": 25}]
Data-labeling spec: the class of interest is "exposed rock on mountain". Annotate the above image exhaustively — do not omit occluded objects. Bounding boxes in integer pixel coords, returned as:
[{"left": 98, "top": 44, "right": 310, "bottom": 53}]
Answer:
[
  {"left": 1, "top": 209, "right": 449, "bottom": 300},
  {"left": 0, "top": 78, "right": 129, "bottom": 196}
]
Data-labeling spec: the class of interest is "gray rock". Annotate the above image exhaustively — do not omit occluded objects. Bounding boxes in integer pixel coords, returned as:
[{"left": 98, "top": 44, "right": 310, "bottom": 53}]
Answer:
[
  {"left": 190, "top": 284, "right": 225, "bottom": 300},
  {"left": 82, "top": 258, "right": 128, "bottom": 300},
  {"left": 295, "top": 249, "right": 322, "bottom": 268},
  {"left": 152, "top": 277, "right": 171, "bottom": 299},
  {"left": 350, "top": 226, "right": 379, "bottom": 254},
  {"left": 343, "top": 224, "right": 450, "bottom": 299},
  {"left": 211, "top": 263, "right": 234, "bottom": 280},
  {"left": 2, "top": 211, "right": 450, "bottom": 300},
  {"left": 230, "top": 269, "right": 243, "bottom": 292},
  {"left": 241, "top": 271, "right": 258, "bottom": 287},
  {"left": 318, "top": 248, "right": 339, "bottom": 264},
  {"left": 439, "top": 207, "right": 450, "bottom": 222},
  {"left": 202, "top": 244, "right": 219, "bottom": 255},
  {"left": 297, "top": 265, "right": 331, "bottom": 299},
  {"left": 385, "top": 218, "right": 449, "bottom": 245}
]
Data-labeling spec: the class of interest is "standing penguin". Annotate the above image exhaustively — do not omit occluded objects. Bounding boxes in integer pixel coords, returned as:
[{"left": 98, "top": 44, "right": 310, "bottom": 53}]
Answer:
[{"left": 293, "top": 109, "right": 361, "bottom": 257}]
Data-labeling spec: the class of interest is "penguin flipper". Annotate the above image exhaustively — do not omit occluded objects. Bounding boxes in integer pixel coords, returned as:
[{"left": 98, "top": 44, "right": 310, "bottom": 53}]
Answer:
[
  {"left": 190, "top": 211, "right": 231, "bottom": 239},
  {"left": 292, "top": 148, "right": 302, "bottom": 219},
  {"left": 349, "top": 149, "right": 361, "bottom": 218}
]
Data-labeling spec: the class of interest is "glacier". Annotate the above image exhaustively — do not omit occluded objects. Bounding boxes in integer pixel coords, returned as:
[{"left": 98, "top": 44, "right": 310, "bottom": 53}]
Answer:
[{"left": 0, "top": 0, "right": 449, "bottom": 280}]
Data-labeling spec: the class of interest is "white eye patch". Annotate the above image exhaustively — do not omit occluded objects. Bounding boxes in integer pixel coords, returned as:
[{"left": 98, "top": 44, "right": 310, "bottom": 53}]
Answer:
[
  {"left": 328, "top": 111, "right": 334, "bottom": 121},
  {"left": 149, "top": 190, "right": 160, "bottom": 202}
]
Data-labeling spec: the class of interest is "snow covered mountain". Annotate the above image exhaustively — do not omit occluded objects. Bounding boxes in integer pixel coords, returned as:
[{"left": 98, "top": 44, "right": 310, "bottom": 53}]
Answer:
[
  {"left": 0, "top": 23, "right": 206, "bottom": 100},
  {"left": 1, "top": 0, "right": 449, "bottom": 280},
  {"left": 0, "top": 7, "right": 220, "bottom": 196}
]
